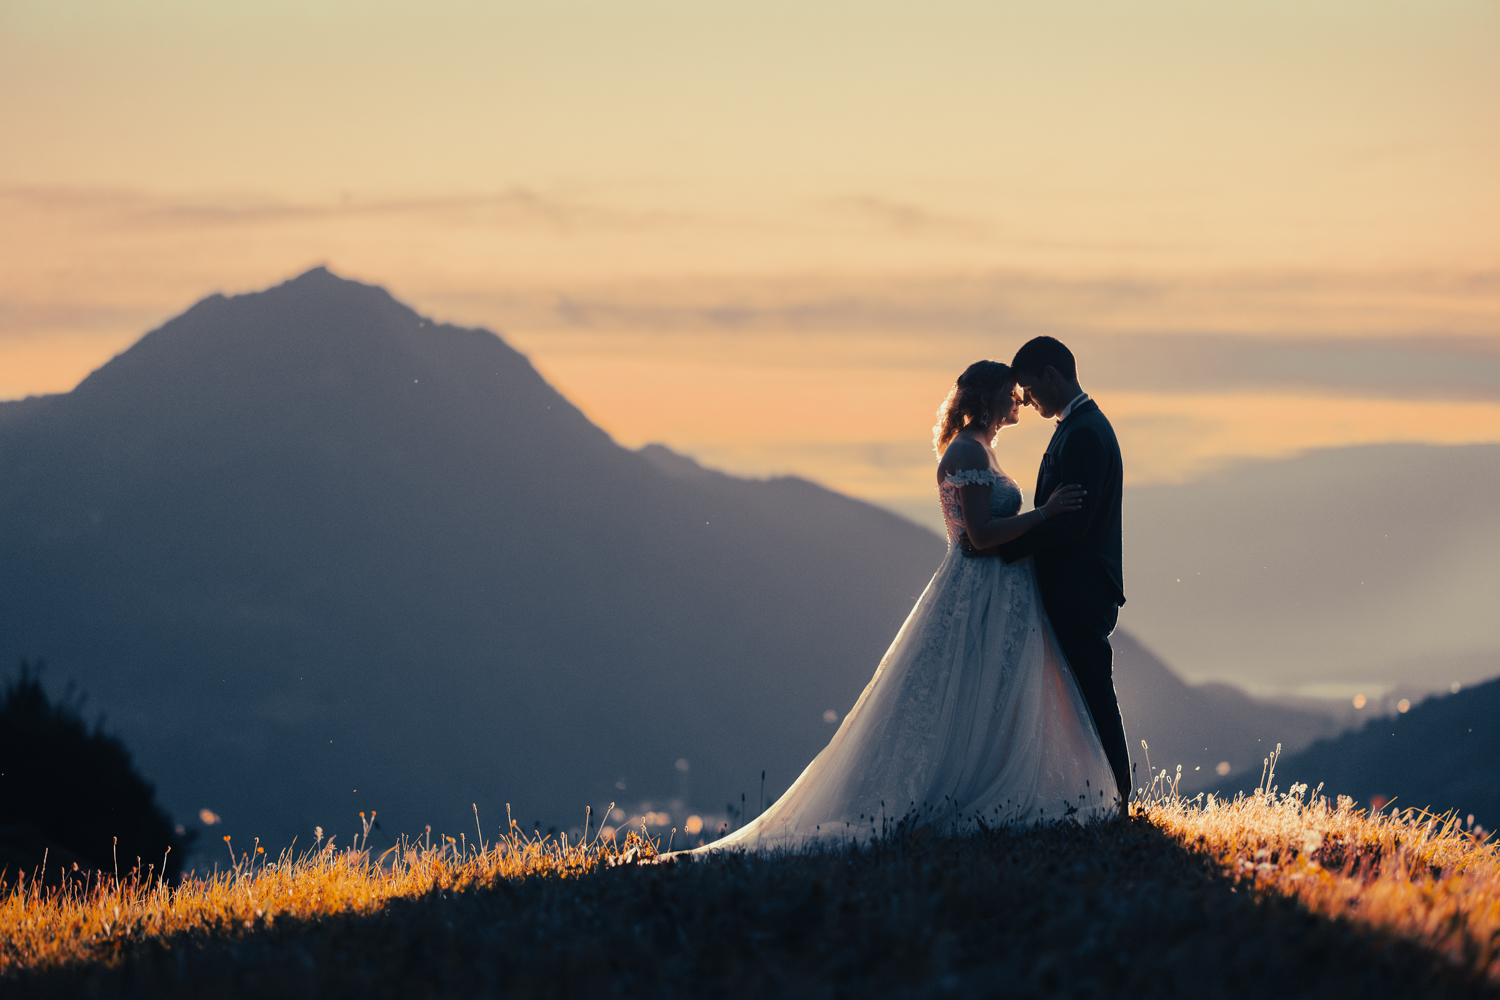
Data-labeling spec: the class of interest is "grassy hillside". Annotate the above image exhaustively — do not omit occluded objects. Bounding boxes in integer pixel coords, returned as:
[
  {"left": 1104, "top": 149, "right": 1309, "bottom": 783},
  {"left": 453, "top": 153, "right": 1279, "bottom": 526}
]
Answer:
[{"left": 4, "top": 782, "right": 1498, "bottom": 998}]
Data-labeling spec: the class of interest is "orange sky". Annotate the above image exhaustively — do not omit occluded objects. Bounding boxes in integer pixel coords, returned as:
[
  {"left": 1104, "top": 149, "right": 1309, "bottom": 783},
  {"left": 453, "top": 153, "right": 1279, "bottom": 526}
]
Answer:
[{"left": 2, "top": 0, "right": 1497, "bottom": 531}]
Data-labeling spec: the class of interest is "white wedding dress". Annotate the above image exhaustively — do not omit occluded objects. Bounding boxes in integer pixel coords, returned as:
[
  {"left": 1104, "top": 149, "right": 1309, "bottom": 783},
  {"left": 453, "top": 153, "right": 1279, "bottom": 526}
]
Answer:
[{"left": 699, "top": 468, "right": 1119, "bottom": 853}]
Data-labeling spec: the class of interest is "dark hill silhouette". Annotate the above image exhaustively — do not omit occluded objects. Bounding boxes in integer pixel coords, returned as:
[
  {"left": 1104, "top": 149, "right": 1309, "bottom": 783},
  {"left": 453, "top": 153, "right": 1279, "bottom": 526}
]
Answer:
[
  {"left": 0, "top": 663, "right": 191, "bottom": 882},
  {"left": 1214, "top": 678, "right": 1500, "bottom": 828},
  {"left": 0, "top": 268, "right": 954, "bottom": 852},
  {"left": 1111, "top": 633, "right": 1342, "bottom": 792}
]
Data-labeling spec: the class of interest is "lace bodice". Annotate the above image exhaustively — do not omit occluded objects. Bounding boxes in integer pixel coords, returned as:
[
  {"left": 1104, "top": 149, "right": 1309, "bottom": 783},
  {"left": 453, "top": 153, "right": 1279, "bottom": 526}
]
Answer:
[{"left": 938, "top": 468, "right": 1023, "bottom": 545}]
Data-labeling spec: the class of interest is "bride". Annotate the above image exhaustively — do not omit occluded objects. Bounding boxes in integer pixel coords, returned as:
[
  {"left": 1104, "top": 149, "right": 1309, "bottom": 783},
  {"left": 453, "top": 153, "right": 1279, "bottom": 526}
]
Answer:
[{"left": 699, "top": 360, "right": 1120, "bottom": 852}]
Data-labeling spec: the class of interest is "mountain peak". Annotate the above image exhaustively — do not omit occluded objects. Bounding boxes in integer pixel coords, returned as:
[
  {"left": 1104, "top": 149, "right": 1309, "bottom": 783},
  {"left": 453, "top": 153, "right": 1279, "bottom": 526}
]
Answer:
[
  {"left": 54, "top": 263, "right": 551, "bottom": 450},
  {"left": 256, "top": 265, "right": 401, "bottom": 309},
  {"left": 251, "top": 264, "right": 365, "bottom": 290},
  {"left": 279, "top": 264, "right": 370, "bottom": 293}
]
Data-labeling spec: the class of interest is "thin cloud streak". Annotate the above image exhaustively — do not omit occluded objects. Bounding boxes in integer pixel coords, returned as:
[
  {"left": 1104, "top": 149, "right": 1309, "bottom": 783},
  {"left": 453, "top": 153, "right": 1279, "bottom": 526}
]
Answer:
[
  {"left": 827, "top": 195, "right": 991, "bottom": 240},
  {"left": 434, "top": 269, "right": 1500, "bottom": 339},
  {"left": 0, "top": 186, "right": 690, "bottom": 235}
]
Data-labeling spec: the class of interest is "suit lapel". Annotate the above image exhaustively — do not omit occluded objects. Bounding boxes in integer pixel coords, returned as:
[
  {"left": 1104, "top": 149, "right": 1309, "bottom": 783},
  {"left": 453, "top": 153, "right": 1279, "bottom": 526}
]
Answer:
[
  {"left": 1036, "top": 399, "right": 1096, "bottom": 506},
  {"left": 1036, "top": 421, "right": 1065, "bottom": 507}
]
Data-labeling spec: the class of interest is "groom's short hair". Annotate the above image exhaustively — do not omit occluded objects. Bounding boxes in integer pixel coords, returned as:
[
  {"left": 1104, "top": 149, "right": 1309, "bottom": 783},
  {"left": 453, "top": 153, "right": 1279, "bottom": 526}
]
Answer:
[{"left": 1011, "top": 336, "right": 1077, "bottom": 383}]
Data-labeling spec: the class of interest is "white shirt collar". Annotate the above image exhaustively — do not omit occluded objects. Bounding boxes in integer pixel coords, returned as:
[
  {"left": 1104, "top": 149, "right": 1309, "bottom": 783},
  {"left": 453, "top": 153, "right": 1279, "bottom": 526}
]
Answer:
[{"left": 1058, "top": 392, "right": 1089, "bottom": 423}]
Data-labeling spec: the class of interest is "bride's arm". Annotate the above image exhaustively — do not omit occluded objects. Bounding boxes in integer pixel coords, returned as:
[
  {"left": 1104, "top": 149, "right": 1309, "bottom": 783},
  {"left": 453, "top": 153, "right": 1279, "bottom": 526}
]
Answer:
[{"left": 958, "top": 482, "right": 1085, "bottom": 549}]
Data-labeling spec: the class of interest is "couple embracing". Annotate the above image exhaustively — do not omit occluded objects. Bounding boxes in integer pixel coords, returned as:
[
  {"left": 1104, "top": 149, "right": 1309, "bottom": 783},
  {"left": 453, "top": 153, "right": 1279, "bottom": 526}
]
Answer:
[{"left": 703, "top": 336, "right": 1130, "bottom": 852}]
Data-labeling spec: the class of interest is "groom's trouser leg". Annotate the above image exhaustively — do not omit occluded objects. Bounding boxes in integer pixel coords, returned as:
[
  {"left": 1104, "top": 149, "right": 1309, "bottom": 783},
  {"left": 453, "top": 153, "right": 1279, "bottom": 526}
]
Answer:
[{"left": 1052, "top": 604, "right": 1132, "bottom": 804}]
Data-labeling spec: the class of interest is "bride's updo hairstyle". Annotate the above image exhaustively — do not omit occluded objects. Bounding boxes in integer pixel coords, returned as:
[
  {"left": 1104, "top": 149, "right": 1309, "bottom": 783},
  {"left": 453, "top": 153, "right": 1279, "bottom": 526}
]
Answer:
[{"left": 933, "top": 360, "right": 1016, "bottom": 455}]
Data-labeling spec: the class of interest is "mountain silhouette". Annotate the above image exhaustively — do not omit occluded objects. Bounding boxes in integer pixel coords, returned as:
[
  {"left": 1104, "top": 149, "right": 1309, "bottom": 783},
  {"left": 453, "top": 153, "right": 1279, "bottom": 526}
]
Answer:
[
  {"left": 0, "top": 268, "right": 955, "bottom": 852},
  {"left": 1214, "top": 678, "right": 1500, "bottom": 828}
]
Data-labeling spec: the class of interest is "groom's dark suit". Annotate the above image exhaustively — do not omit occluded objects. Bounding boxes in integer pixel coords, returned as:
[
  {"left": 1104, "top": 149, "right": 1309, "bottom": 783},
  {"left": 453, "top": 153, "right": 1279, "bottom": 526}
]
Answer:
[{"left": 995, "top": 398, "right": 1131, "bottom": 802}]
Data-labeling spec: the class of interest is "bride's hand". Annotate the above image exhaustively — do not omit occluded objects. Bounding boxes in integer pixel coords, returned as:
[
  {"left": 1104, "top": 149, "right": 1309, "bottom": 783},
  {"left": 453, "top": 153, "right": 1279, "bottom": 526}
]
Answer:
[{"left": 1041, "top": 483, "right": 1086, "bottom": 519}]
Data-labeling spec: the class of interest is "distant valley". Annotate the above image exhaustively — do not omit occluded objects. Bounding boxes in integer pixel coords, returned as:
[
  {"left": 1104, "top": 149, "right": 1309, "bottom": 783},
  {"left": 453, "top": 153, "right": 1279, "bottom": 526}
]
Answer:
[{"left": 1122, "top": 442, "right": 1500, "bottom": 701}]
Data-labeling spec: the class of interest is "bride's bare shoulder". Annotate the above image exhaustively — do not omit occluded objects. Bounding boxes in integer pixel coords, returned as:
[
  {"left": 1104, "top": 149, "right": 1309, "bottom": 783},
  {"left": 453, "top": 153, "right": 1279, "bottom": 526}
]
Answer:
[{"left": 937, "top": 438, "right": 992, "bottom": 483}]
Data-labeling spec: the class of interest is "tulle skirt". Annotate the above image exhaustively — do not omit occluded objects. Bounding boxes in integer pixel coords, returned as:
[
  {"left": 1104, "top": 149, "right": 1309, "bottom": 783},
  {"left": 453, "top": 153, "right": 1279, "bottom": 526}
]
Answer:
[{"left": 700, "top": 547, "right": 1118, "bottom": 852}]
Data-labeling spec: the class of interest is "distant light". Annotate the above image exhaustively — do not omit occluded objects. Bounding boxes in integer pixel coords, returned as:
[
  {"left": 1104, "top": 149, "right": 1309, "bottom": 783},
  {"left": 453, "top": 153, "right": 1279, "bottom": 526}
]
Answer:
[
  {"left": 685, "top": 815, "right": 704, "bottom": 835},
  {"left": 1397, "top": 699, "right": 1411, "bottom": 713},
  {"left": 615, "top": 780, "right": 626, "bottom": 790},
  {"left": 1215, "top": 762, "right": 1231, "bottom": 776},
  {"left": 822, "top": 709, "right": 839, "bottom": 724},
  {"left": 1352, "top": 694, "right": 1367, "bottom": 709},
  {"left": 600, "top": 826, "right": 616, "bottom": 840},
  {"left": 610, "top": 808, "right": 625, "bottom": 822},
  {"left": 1452, "top": 682, "right": 1462, "bottom": 694},
  {"left": 675, "top": 758, "right": 690, "bottom": 772},
  {"left": 199, "top": 809, "right": 221, "bottom": 825}
]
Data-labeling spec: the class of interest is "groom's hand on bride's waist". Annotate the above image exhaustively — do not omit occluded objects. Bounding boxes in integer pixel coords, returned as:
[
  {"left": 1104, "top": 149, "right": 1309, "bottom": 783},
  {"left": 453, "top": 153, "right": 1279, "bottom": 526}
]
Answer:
[{"left": 958, "top": 533, "right": 1002, "bottom": 558}]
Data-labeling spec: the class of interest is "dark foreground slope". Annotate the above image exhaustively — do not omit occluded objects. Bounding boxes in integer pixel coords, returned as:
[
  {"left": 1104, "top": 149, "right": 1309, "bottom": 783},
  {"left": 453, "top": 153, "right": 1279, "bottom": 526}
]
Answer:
[
  {"left": 6, "top": 822, "right": 1489, "bottom": 1000},
  {"left": 1220, "top": 677, "right": 1500, "bottom": 827},
  {"left": 0, "top": 269, "right": 946, "bottom": 850}
]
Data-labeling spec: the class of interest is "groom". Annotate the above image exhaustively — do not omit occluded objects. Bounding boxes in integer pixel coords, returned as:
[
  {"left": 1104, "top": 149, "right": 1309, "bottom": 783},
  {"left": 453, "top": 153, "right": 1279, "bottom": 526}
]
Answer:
[{"left": 966, "top": 336, "right": 1132, "bottom": 814}]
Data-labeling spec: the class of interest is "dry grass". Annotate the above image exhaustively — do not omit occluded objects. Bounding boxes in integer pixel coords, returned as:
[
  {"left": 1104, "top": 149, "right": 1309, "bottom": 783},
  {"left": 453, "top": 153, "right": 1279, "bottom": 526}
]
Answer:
[
  {"left": 0, "top": 808, "right": 653, "bottom": 979},
  {"left": 1, "top": 765, "right": 1498, "bottom": 997},
  {"left": 1146, "top": 746, "right": 1500, "bottom": 981}
]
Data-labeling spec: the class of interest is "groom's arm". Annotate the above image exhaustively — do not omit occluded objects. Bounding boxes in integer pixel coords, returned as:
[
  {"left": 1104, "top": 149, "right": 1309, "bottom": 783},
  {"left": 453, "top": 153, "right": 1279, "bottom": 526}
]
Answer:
[{"left": 997, "top": 428, "right": 1107, "bottom": 562}]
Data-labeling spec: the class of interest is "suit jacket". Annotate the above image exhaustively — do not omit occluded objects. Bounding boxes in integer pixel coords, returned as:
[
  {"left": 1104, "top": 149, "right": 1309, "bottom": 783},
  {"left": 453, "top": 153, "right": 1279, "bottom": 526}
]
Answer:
[{"left": 998, "top": 398, "right": 1124, "bottom": 610}]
